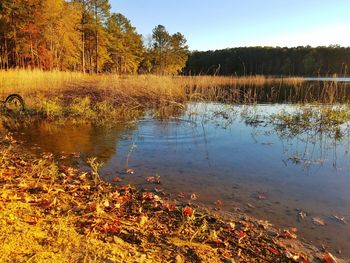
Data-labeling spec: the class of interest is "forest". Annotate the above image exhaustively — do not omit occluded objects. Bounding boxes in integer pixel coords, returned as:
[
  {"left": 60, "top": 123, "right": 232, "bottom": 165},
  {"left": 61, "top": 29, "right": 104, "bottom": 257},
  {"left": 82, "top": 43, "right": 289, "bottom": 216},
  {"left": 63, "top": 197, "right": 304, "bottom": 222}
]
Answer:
[
  {"left": 0, "top": 0, "right": 189, "bottom": 74},
  {"left": 1, "top": 0, "right": 350, "bottom": 77},
  {"left": 185, "top": 46, "right": 350, "bottom": 76}
]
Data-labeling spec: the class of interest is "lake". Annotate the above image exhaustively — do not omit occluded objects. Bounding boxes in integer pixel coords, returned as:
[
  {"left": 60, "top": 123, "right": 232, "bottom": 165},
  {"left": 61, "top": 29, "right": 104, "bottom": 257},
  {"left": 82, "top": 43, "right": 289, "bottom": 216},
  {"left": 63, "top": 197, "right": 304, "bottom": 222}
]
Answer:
[
  {"left": 2, "top": 100, "right": 350, "bottom": 258},
  {"left": 0, "top": 80, "right": 350, "bottom": 258}
]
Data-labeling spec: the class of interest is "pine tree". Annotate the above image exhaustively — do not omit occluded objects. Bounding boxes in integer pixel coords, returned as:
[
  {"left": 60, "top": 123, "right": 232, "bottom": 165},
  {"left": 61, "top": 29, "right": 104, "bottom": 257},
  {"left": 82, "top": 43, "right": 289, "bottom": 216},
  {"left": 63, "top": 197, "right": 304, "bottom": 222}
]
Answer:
[{"left": 106, "top": 13, "right": 143, "bottom": 73}]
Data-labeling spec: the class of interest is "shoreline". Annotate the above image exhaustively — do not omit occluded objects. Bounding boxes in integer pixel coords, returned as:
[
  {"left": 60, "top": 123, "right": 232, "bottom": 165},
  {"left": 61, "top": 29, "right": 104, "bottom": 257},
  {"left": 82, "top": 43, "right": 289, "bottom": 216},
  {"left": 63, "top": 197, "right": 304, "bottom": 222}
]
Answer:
[{"left": 0, "top": 133, "right": 345, "bottom": 262}]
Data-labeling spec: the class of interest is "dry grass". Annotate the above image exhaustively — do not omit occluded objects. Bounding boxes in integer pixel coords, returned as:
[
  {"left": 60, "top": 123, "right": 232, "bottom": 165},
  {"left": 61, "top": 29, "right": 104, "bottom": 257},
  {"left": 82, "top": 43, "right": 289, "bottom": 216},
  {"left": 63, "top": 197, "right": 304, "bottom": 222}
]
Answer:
[
  {"left": 0, "top": 69, "right": 303, "bottom": 99},
  {"left": 178, "top": 75, "right": 304, "bottom": 88},
  {"left": 0, "top": 70, "right": 303, "bottom": 93},
  {"left": 0, "top": 70, "right": 307, "bottom": 120}
]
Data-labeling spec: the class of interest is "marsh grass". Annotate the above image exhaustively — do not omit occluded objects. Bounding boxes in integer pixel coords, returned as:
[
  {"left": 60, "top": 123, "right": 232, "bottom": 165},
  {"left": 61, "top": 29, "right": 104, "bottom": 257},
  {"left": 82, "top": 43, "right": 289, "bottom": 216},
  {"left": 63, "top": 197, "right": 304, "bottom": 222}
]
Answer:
[
  {"left": 0, "top": 70, "right": 306, "bottom": 120},
  {"left": 1, "top": 69, "right": 349, "bottom": 123},
  {"left": 270, "top": 105, "right": 350, "bottom": 139}
]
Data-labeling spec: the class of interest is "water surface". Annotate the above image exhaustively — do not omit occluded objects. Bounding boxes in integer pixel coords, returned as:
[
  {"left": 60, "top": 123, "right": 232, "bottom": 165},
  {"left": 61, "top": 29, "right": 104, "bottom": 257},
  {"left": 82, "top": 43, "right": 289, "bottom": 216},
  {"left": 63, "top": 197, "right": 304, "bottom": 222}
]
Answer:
[{"left": 3, "top": 103, "right": 350, "bottom": 258}]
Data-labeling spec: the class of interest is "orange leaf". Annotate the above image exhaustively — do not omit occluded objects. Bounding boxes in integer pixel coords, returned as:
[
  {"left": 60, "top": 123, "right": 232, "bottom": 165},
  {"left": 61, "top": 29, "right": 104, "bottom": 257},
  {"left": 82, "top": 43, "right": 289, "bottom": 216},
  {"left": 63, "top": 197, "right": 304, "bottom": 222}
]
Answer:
[
  {"left": 182, "top": 206, "right": 193, "bottom": 216},
  {"left": 267, "top": 247, "right": 280, "bottom": 255},
  {"left": 214, "top": 200, "right": 223, "bottom": 206},
  {"left": 113, "top": 176, "right": 122, "bottom": 182},
  {"left": 323, "top": 252, "right": 338, "bottom": 263},
  {"left": 178, "top": 192, "right": 186, "bottom": 198}
]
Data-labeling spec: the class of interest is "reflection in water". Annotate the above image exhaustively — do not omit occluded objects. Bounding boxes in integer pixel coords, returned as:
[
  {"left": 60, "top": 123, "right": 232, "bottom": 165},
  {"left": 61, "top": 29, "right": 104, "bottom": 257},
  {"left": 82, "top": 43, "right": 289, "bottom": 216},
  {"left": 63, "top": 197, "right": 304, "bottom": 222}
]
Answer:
[
  {"left": 2, "top": 103, "right": 350, "bottom": 257},
  {"left": 2, "top": 120, "right": 137, "bottom": 164}
]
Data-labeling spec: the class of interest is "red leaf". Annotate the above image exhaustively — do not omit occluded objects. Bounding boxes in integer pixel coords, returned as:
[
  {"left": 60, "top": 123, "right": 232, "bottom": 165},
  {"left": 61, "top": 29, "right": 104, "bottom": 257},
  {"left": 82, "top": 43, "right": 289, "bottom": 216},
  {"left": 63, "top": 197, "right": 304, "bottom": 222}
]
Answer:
[
  {"left": 235, "top": 230, "right": 247, "bottom": 240},
  {"left": 267, "top": 247, "right": 280, "bottom": 255},
  {"left": 162, "top": 202, "right": 175, "bottom": 212},
  {"left": 323, "top": 252, "right": 338, "bottom": 263},
  {"left": 146, "top": 176, "right": 160, "bottom": 184},
  {"left": 86, "top": 202, "right": 96, "bottom": 212},
  {"left": 182, "top": 206, "right": 193, "bottom": 216}
]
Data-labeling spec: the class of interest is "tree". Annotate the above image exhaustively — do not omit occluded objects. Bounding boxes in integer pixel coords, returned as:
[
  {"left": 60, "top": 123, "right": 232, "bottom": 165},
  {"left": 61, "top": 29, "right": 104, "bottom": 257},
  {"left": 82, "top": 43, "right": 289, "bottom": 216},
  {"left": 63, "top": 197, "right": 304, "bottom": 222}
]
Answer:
[
  {"left": 90, "top": 0, "right": 110, "bottom": 73},
  {"left": 73, "top": 0, "right": 110, "bottom": 73},
  {"left": 168, "top": 32, "right": 188, "bottom": 74},
  {"left": 151, "top": 25, "right": 171, "bottom": 74},
  {"left": 106, "top": 13, "right": 144, "bottom": 73},
  {"left": 148, "top": 25, "right": 188, "bottom": 75},
  {"left": 39, "top": 0, "right": 81, "bottom": 70}
]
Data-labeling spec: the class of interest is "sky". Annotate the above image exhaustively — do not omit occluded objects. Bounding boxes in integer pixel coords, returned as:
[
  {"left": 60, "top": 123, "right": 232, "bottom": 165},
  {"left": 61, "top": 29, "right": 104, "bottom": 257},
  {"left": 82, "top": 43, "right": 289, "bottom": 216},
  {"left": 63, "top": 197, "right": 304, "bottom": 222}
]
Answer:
[{"left": 111, "top": 0, "right": 350, "bottom": 51}]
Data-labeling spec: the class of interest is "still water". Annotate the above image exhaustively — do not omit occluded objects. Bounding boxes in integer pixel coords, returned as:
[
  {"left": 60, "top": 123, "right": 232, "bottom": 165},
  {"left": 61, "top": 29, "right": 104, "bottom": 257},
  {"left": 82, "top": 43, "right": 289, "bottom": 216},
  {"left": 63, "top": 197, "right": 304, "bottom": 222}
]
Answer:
[{"left": 3, "top": 103, "right": 350, "bottom": 257}]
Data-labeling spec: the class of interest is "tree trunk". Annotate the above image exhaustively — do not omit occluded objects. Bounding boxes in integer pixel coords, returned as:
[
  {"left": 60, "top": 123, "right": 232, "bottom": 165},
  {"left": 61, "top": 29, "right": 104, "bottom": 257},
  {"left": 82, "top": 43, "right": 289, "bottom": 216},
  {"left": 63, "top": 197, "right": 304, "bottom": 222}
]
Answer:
[
  {"left": 94, "top": 2, "right": 98, "bottom": 73},
  {"left": 81, "top": 0, "right": 86, "bottom": 73}
]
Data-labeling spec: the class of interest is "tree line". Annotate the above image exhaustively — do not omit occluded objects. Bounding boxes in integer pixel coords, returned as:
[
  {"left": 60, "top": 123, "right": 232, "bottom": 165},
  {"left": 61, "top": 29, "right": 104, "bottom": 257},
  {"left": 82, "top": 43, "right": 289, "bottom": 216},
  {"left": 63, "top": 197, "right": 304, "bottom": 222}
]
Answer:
[
  {"left": 185, "top": 46, "right": 350, "bottom": 76},
  {"left": 0, "top": 0, "right": 188, "bottom": 74}
]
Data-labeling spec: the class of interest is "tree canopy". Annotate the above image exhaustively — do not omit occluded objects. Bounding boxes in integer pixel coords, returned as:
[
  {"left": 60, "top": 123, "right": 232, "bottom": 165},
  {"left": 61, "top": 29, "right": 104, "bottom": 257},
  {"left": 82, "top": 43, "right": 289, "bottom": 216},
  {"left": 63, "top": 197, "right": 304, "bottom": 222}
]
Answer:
[
  {"left": 185, "top": 46, "right": 350, "bottom": 76},
  {"left": 0, "top": 1, "right": 188, "bottom": 74}
]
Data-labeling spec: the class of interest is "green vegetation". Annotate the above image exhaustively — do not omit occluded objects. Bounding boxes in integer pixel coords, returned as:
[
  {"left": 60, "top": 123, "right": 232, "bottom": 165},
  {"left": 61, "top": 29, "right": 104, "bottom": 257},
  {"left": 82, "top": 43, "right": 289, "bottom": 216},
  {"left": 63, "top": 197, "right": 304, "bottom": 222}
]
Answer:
[
  {"left": 271, "top": 105, "right": 350, "bottom": 139},
  {"left": 186, "top": 46, "right": 350, "bottom": 76}
]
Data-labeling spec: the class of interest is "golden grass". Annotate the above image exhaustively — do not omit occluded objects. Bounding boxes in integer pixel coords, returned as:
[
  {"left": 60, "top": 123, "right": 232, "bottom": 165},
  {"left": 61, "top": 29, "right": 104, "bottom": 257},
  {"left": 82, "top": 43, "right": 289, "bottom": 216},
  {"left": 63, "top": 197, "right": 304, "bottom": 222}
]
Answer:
[
  {"left": 0, "top": 69, "right": 303, "bottom": 96},
  {"left": 178, "top": 75, "right": 304, "bottom": 88},
  {"left": 0, "top": 69, "right": 306, "bottom": 120}
]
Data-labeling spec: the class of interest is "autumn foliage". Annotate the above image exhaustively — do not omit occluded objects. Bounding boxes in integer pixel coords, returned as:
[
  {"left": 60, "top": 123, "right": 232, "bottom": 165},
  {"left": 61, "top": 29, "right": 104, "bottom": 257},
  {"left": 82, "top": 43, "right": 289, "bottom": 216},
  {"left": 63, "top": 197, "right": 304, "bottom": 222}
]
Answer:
[{"left": 0, "top": 0, "right": 188, "bottom": 74}]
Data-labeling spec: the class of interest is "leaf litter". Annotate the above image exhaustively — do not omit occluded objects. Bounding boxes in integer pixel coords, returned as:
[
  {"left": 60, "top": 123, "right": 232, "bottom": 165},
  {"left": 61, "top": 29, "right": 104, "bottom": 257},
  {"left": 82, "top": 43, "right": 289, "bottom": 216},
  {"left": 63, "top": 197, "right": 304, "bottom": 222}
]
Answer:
[{"left": 0, "top": 133, "right": 346, "bottom": 262}]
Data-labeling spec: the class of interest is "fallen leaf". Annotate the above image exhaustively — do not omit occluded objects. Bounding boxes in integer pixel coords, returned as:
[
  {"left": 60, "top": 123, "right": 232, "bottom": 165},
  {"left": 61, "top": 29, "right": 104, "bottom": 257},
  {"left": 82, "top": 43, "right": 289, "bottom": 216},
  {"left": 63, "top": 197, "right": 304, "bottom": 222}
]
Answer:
[
  {"left": 235, "top": 230, "right": 247, "bottom": 241},
  {"left": 86, "top": 202, "right": 96, "bottom": 212},
  {"left": 283, "top": 228, "right": 297, "bottom": 239},
  {"left": 175, "top": 254, "right": 184, "bottom": 263},
  {"left": 229, "top": 222, "right": 235, "bottom": 229},
  {"left": 103, "top": 199, "right": 110, "bottom": 207},
  {"left": 162, "top": 201, "right": 175, "bottom": 212},
  {"left": 333, "top": 215, "right": 347, "bottom": 224},
  {"left": 312, "top": 217, "right": 326, "bottom": 226},
  {"left": 323, "top": 251, "right": 338, "bottom": 263},
  {"left": 142, "top": 192, "right": 155, "bottom": 200},
  {"left": 214, "top": 199, "right": 223, "bottom": 206},
  {"left": 267, "top": 247, "right": 280, "bottom": 255},
  {"left": 113, "top": 176, "right": 122, "bottom": 182},
  {"left": 247, "top": 203, "right": 255, "bottom": 208},
  {"left": 182, "top": 206, "right": 193, "bottom": 216},
  {"left": 255, "top": 192, "right": 268, "bottom": 200},
  {"left": 126, "top": 168, "right": 134, "bottom": 174},
  {"left": 102, "top": 220, "right": 120, "bottom": 235},
  {"left": 190, "top": 193, "right": 197, "bottom": 200},
  {"left": 146, "top": 176, "right": 160, "bottom": 184},
  {"left": 177, "top": 192, "right": 185, "bottom": 198},
  {"left": 139, "top": 216, "right": 148, "bottom": 227},
  {"left": 298, "top": 210, "right": 307, "bottom": 221},
  {"left": 154, "top": 187, "right": 162, "bottom": 193},
  {"left": 284, "top": 251, "right": 303, "bottom": 262}
]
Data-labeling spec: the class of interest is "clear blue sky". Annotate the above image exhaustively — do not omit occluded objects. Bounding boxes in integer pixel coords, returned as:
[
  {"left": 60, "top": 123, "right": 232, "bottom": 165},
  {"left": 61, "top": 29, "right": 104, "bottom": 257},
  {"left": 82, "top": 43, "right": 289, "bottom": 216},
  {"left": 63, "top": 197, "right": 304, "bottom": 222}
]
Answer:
[{"left": 111, "top": 0, "right": 350, "bottom": 51}]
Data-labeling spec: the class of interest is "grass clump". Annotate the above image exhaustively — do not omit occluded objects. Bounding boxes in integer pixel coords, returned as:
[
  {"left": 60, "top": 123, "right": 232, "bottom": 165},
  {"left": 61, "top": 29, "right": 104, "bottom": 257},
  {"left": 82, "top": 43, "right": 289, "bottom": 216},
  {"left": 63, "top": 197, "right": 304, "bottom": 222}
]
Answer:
[{"left": 271, "top": 105, "right": 350, "bottom": 138}]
